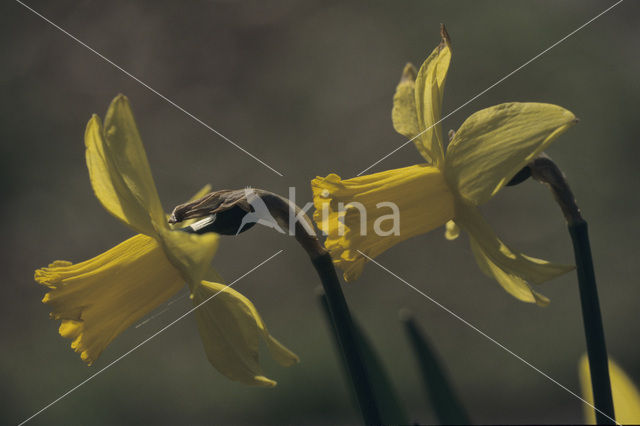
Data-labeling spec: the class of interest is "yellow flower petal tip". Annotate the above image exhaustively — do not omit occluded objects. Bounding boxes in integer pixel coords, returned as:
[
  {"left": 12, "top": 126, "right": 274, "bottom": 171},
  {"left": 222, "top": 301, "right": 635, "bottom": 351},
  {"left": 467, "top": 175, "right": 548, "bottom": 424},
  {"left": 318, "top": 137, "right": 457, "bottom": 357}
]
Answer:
[
  {"left": 441, "top": 23, "right": 451, "bottom": 41},
  {"left": 112, "top": 93, "right": 129, "bottom": 104},
  {"left": 444, "top": 220, "right": 460, "bottom": 241},
  {"left": 579, "top": 354, "right": 640, "bottom": 424},
  {"left": 253, "top": 375, "right": 278, "bottom": 387},
  {"left": 400, "top": 62, "right": 417, "bottom": 82}
]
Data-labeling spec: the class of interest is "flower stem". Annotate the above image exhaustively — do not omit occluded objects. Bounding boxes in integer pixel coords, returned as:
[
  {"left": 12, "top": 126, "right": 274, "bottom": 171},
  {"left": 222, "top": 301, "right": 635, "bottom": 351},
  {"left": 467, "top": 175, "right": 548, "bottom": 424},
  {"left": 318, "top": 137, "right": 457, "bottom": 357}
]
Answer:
[
  {"left": 317, "top": 288, "right": 407, "bottom": 425},
  {"left": 260, "top": 191, "right": 382, "bottom": 424},
  {"left": 311, "top": 253, "right": 382, "bottom": 425},
  {"left": 529, "top": 155, "right": 615, "bottom": 424}
]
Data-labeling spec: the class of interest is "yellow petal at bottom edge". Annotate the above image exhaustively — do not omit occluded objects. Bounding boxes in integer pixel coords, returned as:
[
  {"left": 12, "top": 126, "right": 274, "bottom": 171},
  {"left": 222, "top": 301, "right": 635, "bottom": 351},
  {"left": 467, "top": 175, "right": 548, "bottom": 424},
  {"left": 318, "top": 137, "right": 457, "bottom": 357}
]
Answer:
[
  {"left": 192, "top": 271, "right": 299, "bottom": 387},
  {"left": 579, "top": 354, "right": 640, "bottom": 425}
]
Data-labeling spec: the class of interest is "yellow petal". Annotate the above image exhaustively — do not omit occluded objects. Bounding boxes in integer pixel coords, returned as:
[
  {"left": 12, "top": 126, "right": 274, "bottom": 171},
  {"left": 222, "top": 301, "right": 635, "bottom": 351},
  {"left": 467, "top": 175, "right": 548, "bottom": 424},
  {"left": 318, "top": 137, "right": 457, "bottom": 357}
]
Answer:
[
  {"left": 84, "top": 95, "right": 168, "bottom": 236},
  {"left": 311, "top": 164, "right": 455, "bottom": 282},
  {"left": 85, "top": 115, "right": 158, "bottom": 236},
  {"left": 444, "top": 220, "right": 460, "bottom": 240},
  {"left": 102, "top": 95, "right": 166, "bottom": 228},
  {"left": 579, "top": 354, "right": 640, "bottom": 425},
  {"left": 412, "top": 26, "right": 451, "bottom": 166},
  {"left": 158, "top": 228, "right": 219, "bottom": 290},
  {"left": 455, "top": 203, "right": 573, "bottom": 304},
  {"left": 192, "top": 275, "right": 299, "bottom": 387},
  {"left": 469, "top": 237, "right": 550, "bottom": 306},
  {"left": 34, "top": 234, "right": 184, "bottom": 364},
  {"left": 391, "top": 63, "right": 420, "bottom": 139},
  {"left": 445, "top": 102, "right": 577, "bottom": 205}
]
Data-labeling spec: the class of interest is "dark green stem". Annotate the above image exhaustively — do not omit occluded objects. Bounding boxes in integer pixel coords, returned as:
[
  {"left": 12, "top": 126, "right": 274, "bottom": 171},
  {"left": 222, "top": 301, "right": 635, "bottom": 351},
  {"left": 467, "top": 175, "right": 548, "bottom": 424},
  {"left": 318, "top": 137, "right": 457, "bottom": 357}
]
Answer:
[
  {"left": 318, "top": 289, "right": 407, "bottom": 425},
  {"left": 401, "top": 312, "right": 470, "bottom": 425},
  {"left": 569, "top": 221, "right": 615, "bottom": 424},
  {"left": 317, "top": 289, "right": 360, "bottom": 412},
  {"left": 312, "top": 254, "right": 382, "bottom": 425},
  {"left": 529, "top": 156, "right": 615, "bottom": 424}
]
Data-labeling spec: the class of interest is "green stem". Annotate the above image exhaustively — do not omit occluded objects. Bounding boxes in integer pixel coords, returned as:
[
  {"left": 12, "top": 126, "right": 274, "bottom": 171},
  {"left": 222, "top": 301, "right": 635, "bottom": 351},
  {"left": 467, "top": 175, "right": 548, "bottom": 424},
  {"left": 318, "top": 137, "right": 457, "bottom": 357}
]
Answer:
[
  {"left": 318, "top": 289, "right": 408, "bottom": 425},
  {"left": 312, "top": 254, "right": 382, "bottom": 426},
  {"left": 569, "top": 221, "right": 615, "bottom": 424},
  {"left": 529, "top": 156, "right": 615, "bottom": 424}
]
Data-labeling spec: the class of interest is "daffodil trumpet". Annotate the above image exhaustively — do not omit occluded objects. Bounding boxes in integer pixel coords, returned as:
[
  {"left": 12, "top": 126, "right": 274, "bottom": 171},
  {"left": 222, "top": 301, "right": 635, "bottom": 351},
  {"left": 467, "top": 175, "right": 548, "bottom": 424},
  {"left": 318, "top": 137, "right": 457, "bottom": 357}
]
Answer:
[
  {"left": 527, "top": 156, "right": 615, "bottom": 424},
  {"left": 312, "top": 24, "right": 577, "bottom": 306},
  {"left": 171, "top": 188, "right": 382, "bottom": 425},
  {"left": 34, "top": 95, "right": 298, "bottom": 387}
]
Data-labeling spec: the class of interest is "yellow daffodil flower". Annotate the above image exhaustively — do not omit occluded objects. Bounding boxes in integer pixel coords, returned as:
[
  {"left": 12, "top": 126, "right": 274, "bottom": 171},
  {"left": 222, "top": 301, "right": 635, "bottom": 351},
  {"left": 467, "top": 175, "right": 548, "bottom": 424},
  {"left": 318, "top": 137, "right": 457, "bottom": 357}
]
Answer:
[
  {"left": 35, "top": 95, "right": 298, "bottom": 386},
  {"left": 312, "top": 27, "right": 576, "bottom": 305},
  {"left": 579, "top": 354, "right": 640, "bottom": 424}
]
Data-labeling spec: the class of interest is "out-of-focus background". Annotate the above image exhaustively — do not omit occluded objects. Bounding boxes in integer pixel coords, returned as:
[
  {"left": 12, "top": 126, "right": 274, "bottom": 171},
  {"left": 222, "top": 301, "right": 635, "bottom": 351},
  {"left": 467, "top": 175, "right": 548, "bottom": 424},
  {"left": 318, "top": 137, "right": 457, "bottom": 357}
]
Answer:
[{"left": 2, "top": 1, "right": 639, "bottom": 424}]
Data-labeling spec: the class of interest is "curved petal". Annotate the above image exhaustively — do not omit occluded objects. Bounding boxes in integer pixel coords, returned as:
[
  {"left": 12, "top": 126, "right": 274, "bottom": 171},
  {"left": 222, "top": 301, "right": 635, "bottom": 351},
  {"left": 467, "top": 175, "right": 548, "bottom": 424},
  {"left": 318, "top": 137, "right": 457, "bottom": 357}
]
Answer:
[
  {"left": 192, "top": 273, "right": 299, "bottom": 387},
  {"left": 455, "top": 203, "right": 574, "bottom": 304},
  {"left": 34, "top": 234, "right": 184, "bottom": 364},
  {"left": 445, "top": 102, "right": 577, "bottom": 205},
  {"left": 469, "top": 238, "right": 550, "bottom": 306},
  {"left": 391, "top": 63, "right": 420, "bottom": 139},
  {"left": 412, "top": 25, "right": 451, "bottom": 166},
  {"left": 579, "top": 354, "right": 640, "bottom": 425},
  {"left": 102, "top": 95, "right": 166, "bottom": 228},
  {"left": 85, "top": 115, "right": 158, "bottom": 236}
]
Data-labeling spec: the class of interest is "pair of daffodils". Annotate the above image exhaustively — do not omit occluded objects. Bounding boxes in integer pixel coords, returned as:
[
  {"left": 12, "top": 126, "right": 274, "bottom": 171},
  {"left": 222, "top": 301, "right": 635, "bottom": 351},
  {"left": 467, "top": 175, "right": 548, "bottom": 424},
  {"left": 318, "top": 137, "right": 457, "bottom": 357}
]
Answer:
[
  {"left": 35, "top": 95, "right": 298, "bottom": 387},
  {"left": 38, "top": 28, "right": 578, "bottom": 387},
  {"left": 312, "top": 28, "right": 576, "bottom": 305}
]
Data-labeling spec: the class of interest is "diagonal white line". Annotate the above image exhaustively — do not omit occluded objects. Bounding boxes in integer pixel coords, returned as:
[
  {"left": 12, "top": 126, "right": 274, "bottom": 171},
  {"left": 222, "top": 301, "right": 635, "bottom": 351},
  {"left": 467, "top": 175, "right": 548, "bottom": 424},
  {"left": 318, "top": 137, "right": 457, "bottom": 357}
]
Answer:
[
  {"left": 15, "top": 0, "right": 284, "bottom": 177},
  {"left": 18, "top": 250, "right": 284, "bottom": 426},
  {"left": 357, "top": 250, "right": 620, "bottom": 425},
  {"left": 134, "top": 290, "right": 189, "bottom": 329},
  {"left": 356, "top": 0, "right": 624, "bottom": 176}
]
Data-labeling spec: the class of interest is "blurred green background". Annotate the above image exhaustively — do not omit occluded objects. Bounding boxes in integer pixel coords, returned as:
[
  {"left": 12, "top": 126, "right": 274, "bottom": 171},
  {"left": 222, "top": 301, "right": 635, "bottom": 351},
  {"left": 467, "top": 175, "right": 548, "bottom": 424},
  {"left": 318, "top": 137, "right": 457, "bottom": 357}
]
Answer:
[{"left": 2, "top": 0, "right": 639, "bottom": 424}]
